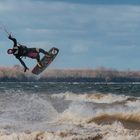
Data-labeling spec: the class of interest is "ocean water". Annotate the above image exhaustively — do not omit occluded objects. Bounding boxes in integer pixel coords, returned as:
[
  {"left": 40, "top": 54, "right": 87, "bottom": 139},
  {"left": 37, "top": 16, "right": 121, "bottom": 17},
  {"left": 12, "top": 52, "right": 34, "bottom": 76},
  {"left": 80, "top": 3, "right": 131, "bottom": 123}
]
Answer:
[{"left": 0, "top": 82, "right": 139, "bottom": 140}]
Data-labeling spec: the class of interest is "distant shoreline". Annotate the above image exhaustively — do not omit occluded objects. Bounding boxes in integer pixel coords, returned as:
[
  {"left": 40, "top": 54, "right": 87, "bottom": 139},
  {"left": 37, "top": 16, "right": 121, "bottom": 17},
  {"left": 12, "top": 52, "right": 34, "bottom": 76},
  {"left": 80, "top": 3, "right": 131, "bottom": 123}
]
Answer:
[{"left": 0, "top": 66, "right": 140, "bottom": 82}]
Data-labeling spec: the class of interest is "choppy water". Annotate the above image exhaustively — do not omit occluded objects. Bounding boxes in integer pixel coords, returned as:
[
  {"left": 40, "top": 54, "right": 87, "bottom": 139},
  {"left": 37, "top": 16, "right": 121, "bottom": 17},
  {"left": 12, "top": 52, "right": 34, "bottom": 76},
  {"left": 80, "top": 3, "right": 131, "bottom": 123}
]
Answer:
[{"left": 0, "top": 82, "right": 139, "bottom": 140}]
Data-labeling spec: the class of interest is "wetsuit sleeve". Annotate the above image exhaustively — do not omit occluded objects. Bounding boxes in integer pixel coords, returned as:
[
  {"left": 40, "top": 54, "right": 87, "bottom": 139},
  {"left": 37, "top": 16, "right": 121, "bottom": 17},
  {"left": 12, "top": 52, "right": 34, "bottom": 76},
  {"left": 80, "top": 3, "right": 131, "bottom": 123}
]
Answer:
[
  {"left": 8, "top": 35, "right": 17, "bottom": 46},
  {"left": 16, "top": 56, "right": 28, "bottom": 70}
]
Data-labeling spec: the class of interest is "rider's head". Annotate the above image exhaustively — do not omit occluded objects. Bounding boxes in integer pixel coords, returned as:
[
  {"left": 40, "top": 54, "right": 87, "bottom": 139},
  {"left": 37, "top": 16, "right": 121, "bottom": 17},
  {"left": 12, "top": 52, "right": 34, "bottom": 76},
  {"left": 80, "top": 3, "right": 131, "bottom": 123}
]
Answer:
[{"left": 7, "top": 49, "right": 13, "bottom": 54}]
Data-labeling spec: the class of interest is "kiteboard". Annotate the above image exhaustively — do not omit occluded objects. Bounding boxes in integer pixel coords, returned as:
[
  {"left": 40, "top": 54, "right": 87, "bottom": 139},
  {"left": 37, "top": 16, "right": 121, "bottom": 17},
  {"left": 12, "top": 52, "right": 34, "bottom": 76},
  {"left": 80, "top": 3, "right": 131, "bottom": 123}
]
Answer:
[{"left": 32, "top": 47, "right": 59, "bottom": 75}]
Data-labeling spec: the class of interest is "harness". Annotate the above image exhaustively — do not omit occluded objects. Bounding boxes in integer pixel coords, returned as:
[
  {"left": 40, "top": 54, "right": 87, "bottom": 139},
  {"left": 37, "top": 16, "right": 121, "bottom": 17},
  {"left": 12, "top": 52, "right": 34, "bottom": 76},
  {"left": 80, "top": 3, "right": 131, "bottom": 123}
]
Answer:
[{"left": 13, "top": 45, "right": 28, "bottom": 58}]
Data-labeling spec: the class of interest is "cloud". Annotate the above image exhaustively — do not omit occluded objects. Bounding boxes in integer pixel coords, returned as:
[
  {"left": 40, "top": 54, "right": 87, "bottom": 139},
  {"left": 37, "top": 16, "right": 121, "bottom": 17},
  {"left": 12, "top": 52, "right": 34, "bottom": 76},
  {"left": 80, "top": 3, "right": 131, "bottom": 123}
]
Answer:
[
  {"left": 0, "top": 0, "right": 13, "bottom": 12},
  {"left": 72, "top": 43, "right": 89, "bottom": 54},
  {"left": 0, "top": 1, "right": 139, "bottom": 46},
  {"left": 0, "top": 0, "right": 140, "bottom": 69},
  {"left": 33, "top": 0, "right": 140, "bottom": 5}
]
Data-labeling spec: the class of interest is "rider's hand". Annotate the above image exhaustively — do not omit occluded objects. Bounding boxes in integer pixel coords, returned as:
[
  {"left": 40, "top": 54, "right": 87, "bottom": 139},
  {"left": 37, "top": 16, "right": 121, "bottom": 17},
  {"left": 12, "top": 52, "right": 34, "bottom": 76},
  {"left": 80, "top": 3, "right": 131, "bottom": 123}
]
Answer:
[
  {"left": 8, "top": 33, "right": 12, "bottom": 39},
  {"left": 24, "top": 67, "right": 29, "bottom": 72},
  {"left": 8, "top": 34, "right": 11, "bottom": 39}
]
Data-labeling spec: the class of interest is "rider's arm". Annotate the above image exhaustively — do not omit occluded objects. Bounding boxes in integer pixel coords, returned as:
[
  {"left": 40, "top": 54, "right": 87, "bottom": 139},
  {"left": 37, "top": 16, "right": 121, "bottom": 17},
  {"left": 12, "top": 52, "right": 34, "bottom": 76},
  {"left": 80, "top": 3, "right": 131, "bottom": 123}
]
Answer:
[
  {"left": 8, "top": 35, "right": 17, "bottom": 46},
  {"left": 16, "top": 56, "right": 29, "bottom": 72}
]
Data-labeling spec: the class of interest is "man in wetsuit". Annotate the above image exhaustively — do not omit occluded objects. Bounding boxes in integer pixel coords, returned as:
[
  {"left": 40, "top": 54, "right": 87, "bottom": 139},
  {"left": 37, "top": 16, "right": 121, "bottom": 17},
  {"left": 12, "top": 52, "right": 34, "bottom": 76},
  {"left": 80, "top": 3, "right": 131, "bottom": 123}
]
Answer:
[{"left": 8, "top": 34, "right": 52, "bottom": 72}]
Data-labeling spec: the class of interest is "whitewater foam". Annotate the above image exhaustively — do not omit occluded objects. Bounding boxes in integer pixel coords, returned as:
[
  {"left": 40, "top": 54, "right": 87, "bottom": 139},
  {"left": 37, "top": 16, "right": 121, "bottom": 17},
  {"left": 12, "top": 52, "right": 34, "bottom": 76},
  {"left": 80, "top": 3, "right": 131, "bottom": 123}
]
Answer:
[
  {"left": 0, "top": 122, "right": 139, "bottom": 140},
  {"left": 51, "top": 91, "right": 130, "bottom": 103},
  {"left": 0, "top": 83, "right": 139, "bottom": 140}
]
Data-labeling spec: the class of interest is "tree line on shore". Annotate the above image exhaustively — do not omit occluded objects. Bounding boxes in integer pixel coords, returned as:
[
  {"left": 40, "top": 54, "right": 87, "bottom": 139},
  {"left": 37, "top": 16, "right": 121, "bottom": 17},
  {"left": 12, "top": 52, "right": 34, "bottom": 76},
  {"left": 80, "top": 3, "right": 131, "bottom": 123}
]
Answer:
[{"left": 0, "top": 65, "right": 140, "bottom": 82}]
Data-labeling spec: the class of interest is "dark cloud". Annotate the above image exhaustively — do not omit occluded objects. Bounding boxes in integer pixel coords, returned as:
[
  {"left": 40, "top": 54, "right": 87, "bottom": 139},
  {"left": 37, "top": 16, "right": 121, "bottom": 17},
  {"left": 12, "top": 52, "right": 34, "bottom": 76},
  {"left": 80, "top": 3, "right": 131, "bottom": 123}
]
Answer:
[{"left": 33, "top": 0, "right": 140, "bottom": 5}]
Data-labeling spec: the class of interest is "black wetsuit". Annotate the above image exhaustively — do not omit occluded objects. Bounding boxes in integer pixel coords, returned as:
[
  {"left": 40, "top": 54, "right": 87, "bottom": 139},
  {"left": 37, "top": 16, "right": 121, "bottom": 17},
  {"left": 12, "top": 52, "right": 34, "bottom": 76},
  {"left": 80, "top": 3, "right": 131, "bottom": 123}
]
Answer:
[{"left": 8, "top": 35, "right": 50, "bottom": 72}]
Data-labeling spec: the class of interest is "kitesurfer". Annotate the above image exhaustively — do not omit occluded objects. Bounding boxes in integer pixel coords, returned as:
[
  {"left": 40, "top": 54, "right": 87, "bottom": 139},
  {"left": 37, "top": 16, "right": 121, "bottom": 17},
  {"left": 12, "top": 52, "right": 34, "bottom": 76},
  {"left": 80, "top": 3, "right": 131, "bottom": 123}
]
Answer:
[{"left": 8, "top": 34, "right": 52, "bottom": 72}]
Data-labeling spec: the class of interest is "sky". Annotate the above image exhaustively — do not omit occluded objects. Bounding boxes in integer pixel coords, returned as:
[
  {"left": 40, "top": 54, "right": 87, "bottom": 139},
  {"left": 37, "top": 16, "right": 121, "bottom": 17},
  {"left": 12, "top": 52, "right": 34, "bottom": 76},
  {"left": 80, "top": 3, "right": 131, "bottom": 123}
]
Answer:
[{"left": 0, "top": 0, "right": 140, "bottom": 70}]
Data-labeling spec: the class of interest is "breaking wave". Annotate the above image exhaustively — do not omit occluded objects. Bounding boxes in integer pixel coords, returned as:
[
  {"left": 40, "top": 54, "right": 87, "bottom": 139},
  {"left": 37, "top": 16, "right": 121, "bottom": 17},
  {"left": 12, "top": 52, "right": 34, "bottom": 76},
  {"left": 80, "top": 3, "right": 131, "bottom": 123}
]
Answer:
[{"left": 0, "top": 88, "right": 139, "bottom": 139}]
